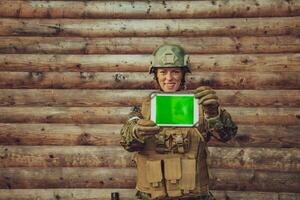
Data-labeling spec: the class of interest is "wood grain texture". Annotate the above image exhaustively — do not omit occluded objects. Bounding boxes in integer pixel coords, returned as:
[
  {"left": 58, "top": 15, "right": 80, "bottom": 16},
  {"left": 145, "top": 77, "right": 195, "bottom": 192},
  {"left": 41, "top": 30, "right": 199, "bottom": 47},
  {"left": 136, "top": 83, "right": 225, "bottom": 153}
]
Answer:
[
  {"left": 0, "top": 107, "right": 299, "bottom": 125},
  {"left": 1, "top": 146, "right": 299, "bottom": 172},
  {"left": 0, "top": 0, "right": 299, "bottom": 198},
  {"left": 1, "top": 36, "right": 299, "bottom": 54},
  {"left": 1, "top": 189, "right": 300, "bottom": 200},
  {"left": 0, "top": 89, "right": 299, "bottom": 107},
  {"left": 0, "top": 124, "right": 299, "bottom": 148},
  {"left": 208, "top": 147, "right": 300, "bottom": 172},
  {"left": 0, "top": 107, "right": 130, "bottom": 124},
  {"left": 1, "top": 0, "right": 299, "bottom": 19},
  {"left": 210, "top": 169, "right": 300, "bottom": 193},
  {"left": 0, "top": 72, "right": 299, "bottom": 89},
  {"left": 1, "top": 54, "right": 300, "bottom": 72},
  {"left": 0, "top": 189, "right": 299, "bottom": 200},
  {"left": 0, "top": 167, "right": 136, "bottom": 189},
  {"left": 1, "top": 17, "right": 299, "bottom": 37},
  {"left": 0, "top": 168, "right": 299, "bottom": 192},
  {"left": 0, "top": 146, "right": 134, "bottom": 168},
  {"left": 0, "top": 123, "right": 122, "bottom": 146},
  {"left": 227, "top": 125, "right": 300, "bottom": 148},
  {"left": 212, "top": 191, "right": 300, "bottom": 200},
  {"left": 0, "top": 189, "right": 136, "bottom": 200}
]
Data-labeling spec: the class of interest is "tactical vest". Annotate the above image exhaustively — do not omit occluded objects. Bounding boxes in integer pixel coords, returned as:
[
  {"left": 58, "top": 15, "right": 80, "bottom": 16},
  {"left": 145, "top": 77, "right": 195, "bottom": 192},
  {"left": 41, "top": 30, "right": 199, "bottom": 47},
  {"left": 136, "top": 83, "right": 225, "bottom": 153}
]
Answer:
[{"left": 133, "top": 96, "right": 210, "bottom": 199}]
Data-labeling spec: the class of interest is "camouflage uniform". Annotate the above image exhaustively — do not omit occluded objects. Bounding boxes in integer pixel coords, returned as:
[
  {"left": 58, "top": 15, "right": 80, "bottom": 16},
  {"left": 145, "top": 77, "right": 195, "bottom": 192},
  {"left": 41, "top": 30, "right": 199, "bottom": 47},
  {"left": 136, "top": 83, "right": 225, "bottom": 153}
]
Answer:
[{"left": 120, "top": 45, "right": 238, "bottom": 200}]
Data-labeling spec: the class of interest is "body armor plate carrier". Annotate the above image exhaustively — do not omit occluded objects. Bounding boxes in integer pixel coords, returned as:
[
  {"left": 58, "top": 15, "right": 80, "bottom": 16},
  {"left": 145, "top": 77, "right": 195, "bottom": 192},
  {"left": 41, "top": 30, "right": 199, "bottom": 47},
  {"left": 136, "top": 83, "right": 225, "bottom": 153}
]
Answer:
[{"left": 133, "top": 97, "right": 210, "bottom": 199}]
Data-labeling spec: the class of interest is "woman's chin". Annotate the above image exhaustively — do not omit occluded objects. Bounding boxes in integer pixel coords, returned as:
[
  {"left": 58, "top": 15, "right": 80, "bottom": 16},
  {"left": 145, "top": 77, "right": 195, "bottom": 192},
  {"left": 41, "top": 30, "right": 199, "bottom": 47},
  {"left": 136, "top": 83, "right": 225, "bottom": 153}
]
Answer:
[{"left": 162, "top": 86, "right": 179, "bottom": 92}]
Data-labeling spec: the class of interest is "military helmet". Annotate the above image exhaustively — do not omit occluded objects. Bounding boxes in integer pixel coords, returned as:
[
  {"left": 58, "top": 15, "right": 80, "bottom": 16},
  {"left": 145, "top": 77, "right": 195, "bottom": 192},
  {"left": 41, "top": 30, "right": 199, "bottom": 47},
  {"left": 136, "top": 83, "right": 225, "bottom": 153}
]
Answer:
[{"left": 149, "top": 44, "right": 191, "bottom": 74}]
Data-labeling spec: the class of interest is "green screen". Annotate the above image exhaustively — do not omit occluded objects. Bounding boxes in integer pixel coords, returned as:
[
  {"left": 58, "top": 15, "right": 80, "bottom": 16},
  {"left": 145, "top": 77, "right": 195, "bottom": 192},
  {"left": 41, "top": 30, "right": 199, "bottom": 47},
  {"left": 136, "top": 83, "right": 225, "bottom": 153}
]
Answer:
[{"left": 156, "top": 95, "right": 194, "bottom": 125}]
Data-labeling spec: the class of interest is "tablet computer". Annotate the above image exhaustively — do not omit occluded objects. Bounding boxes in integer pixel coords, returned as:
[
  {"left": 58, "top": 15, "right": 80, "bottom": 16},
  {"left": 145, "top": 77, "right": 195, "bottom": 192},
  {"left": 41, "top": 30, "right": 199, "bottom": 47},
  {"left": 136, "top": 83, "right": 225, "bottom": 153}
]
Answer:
[{"left": 150, "top": 93, "right": 199, "bottom": 127}]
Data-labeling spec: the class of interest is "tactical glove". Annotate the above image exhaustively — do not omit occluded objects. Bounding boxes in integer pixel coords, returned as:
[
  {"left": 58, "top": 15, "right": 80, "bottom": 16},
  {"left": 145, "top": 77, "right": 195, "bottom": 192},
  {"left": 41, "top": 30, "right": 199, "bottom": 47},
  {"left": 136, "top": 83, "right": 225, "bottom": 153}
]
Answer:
[
  {"left": 194, "top": 86, "right": 219, "bottom": 118},
  {"left": 133, "top": 119, "right": 160, "bottom": 139}
]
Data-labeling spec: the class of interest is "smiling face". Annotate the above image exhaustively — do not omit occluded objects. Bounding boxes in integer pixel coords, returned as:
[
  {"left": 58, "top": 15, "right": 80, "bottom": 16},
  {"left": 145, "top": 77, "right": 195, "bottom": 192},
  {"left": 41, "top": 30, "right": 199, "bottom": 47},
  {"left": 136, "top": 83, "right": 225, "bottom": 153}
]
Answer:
[{"left": 156, "top": 68, "right": 184, "bottom": 92}]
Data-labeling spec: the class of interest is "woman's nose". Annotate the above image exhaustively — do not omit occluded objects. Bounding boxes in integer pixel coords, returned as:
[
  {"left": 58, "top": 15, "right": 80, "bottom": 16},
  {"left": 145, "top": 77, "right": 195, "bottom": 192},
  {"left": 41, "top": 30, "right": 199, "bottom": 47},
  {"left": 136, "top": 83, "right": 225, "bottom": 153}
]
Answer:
[{"left": 166, "top": 72, "right": 173, "bottom": 80}]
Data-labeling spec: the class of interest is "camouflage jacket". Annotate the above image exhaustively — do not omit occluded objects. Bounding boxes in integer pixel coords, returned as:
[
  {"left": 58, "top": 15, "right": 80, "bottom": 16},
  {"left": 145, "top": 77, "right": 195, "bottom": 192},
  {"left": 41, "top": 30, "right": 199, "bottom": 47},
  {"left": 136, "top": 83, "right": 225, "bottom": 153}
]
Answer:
[{"left": 120, "top": 95, "right": 237, "bottom": 152}]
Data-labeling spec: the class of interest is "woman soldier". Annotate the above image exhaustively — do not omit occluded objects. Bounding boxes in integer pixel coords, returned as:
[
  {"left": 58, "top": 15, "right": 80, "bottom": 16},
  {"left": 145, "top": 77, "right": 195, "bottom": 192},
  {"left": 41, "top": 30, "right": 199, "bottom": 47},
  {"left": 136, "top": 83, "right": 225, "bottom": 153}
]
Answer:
[{"left": 120, "top": 44, "right": 238, "bottom": 200}]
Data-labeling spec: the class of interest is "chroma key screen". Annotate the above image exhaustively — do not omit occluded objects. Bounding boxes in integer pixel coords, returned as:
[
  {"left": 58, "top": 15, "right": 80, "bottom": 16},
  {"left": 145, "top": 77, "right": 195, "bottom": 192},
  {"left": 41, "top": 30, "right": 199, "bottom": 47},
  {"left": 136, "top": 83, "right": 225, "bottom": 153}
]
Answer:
[{"left": 150, "top": 93, "right": 199, "bottom": 127}]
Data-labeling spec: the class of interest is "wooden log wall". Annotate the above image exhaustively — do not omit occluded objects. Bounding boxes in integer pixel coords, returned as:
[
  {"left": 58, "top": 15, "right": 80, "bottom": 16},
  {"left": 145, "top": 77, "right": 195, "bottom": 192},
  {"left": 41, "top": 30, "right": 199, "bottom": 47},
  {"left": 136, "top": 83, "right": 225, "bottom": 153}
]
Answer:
[{"left": 0, "top": 0, "right": 299, "bottom": 199}]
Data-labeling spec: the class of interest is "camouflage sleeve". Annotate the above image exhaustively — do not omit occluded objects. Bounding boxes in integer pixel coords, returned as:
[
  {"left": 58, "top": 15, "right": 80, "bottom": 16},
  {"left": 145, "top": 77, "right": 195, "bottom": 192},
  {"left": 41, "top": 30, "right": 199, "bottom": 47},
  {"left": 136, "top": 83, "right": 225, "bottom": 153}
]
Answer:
[
  {"left": 120, "top": 107, "right": 145, "bottom": 152},
  {"left": 205, "top": 108, "right": 238, "bottom": 143}
]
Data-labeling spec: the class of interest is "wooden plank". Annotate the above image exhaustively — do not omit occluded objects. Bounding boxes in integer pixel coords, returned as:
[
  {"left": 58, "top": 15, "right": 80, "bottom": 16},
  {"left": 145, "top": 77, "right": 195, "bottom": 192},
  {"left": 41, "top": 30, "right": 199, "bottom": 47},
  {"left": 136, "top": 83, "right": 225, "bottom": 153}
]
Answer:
[
  {"left": 212, "top": 190, "right": 300, "bottom": 200},
  {"left": 0, "top": 189, "right": 299, "bottom": 200},
  {"left": 1, "top": 53, "right": 300, "bottom": 72},
  {"left": 0, "top": 89, "right": 151, "bottom": 107},
  {"left": 0, "top": 167, "right": 136, "bottom": 189},
  {"left": 0, "top": 107, "right": 130, "bottom": 124},
  {"left": 0, "top": 168, "right": 299, "bottom": 192},
  {"left": 224, "top": 125, "right": 300, "bottom": 148},
  {"left": 0, "top": 107, "right": 298, "bottom": 125},
  {"left": 1, "top": 146, "right": 299, "bottom": 172},
  {"left": 0, "top": 146, "right": 133, "bottom": 168},
  {"left": 1, "top": 0, "right": 299, "bottom": 19},
  {"left": 226, "top": 107, "right": 300, "bottom": 126},
  {"left": 0, "top": 123, "right": 122, "bottom": 146},
  {"left": 1, "top": 17, "right": 299, "bottom": 37},
  {"left": 207, "top": 147, "right": 300, "bottom": 172},
  {"left": 0, "top": 89, "right": 299, "bottom": 107},
  {"left": 0, "top": 189, "right": 136, "bottom": 200},
  {"left": 210, "top": 168, "right": 300, "bottom": 193},
  {"left": 0, "top": 72, "right": 299, "bottom": 89},
  {"left": 1, "top": 36, "right": 299, "bottom": 54},
  {"left": 0, "top": 124, "right": 299, "bottom": 148},
  {"left": 0, "top": 54, "right": 150, "bottom": 72}
]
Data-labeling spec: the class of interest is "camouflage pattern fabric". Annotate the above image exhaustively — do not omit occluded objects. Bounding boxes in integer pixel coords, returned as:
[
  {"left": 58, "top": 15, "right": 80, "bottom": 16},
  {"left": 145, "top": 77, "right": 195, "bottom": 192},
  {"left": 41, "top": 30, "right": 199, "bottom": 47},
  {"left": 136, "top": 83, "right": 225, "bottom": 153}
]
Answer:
[
  {"left": 120, "top": 105, "right": 237, "bottom": 147},
  {"left": 120, "top": 96, "right": 237, "bottom": 200},
  {"left": 120, "top": 116, "right": 145, "bottom": 152},
  {"left": 205, "top": 108, "right": 237, "bottom": 143}
]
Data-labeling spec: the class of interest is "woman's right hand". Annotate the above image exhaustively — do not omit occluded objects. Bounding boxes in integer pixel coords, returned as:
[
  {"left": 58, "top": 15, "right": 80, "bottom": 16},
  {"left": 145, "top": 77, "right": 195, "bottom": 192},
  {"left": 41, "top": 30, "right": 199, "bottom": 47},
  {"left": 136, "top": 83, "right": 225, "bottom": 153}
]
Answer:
[{"left": 134, "top": 119, "right": 160, "bottom": 138}]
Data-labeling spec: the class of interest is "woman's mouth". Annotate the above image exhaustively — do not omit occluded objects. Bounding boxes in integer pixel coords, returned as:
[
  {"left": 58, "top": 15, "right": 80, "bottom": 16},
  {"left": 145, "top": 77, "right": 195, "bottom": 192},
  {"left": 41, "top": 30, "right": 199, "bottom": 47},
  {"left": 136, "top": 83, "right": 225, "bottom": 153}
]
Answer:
[{"left": 165, "top": 83, "right": 176, "bottom": 88}]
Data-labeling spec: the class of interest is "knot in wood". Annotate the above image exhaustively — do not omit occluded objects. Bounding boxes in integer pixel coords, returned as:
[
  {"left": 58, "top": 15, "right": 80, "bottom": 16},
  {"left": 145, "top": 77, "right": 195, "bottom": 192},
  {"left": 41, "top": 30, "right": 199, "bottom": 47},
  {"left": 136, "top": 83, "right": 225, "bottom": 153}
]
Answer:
[
  {"left": 47, "top": 24, "right": 62, "bottom": 36},
  {"left": 29, "top": 72, "right": 44, "bottom": 81},
  {"left": 78, "top": 132, "right": 92, "bottom": 145},
  {"left": 113, "top": 73, "right": 126, "bottom": 82},
  {"left": 236, "top": 135, "right": 250, "bottom": 143},
  {"left": 80, "top": 72, "right": 95, "bottom": 80}
]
